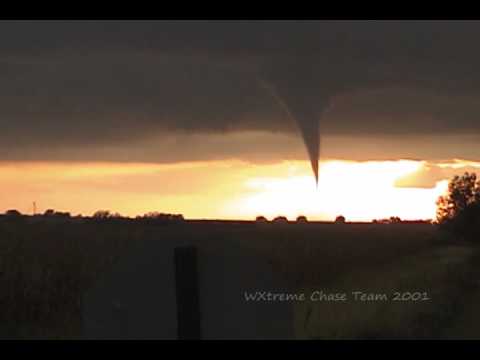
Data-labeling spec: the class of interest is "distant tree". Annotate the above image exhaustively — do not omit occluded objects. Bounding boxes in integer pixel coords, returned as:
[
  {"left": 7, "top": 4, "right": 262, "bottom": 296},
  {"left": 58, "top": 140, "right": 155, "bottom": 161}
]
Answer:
[
  {"left": 436, "top": 172, "right": 480, "bottom": 241},
  {"left": 143, "top": 212, "right": 168, "bottom": 220},
  {"left": 272, "top": 216, "right": 288, "bottom": 224},
  {"left": 374, "top": 217, "right": 402, "bottom": 224},
  {"left": 42, "top": 209, "right": 71, "bottom": 219},
  {"left": 255, "top": 216, "right": 268, "bottom": 223},
  {"left": 5, "top": 209, "right": 21, "bottom": 217},
  {"left": 141, "top": 212, "right": 184, "bottom": 223},
  {"left": 334, "top": 215, "right": 346, "bottom": 224},
  {"left": 92, "top": 211, "right": 124, "bottom": 220},
  {"left": 401, "top": 219, "right": 432, "bottom": 224},
  {"left": 389, "top": 216, "right": 402, "bottom": 224},
  {"left": 296, "top": 215, "right": 308, "bottom": 223},
  {"left": 44, "top": 209, "right": 55, "bottom": 216},
  {"left": 93, "top": 210, "right": 113, "bottom": 219},
  {"left": 173, "top": 214, "right": 184, "bottom": 222},
  {"left": 54, "top": 211, "right": 71, "bottom": 218}
]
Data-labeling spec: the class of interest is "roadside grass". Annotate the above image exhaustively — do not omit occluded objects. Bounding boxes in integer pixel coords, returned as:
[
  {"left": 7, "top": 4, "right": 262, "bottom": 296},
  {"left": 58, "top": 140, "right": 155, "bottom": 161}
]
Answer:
[
  {"left": 439, "top": 246, "right": 480, "bottom": 339},
  {"left": 294, "top": 245, "right": 475, "bottom": 339}
]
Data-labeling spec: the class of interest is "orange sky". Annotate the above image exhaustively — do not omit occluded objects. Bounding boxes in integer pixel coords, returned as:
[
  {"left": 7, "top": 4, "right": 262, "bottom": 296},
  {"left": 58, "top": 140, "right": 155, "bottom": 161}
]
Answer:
[{"left": 1, "top": 158, "right": 474, "bottom": 222}]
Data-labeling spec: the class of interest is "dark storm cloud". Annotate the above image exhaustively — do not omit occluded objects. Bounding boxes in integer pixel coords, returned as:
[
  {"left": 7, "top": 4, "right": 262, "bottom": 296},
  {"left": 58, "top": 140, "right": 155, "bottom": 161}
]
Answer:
[
  {"left": 0, "top": 53, "right": 287, "bottom": 147},
  {"left": 2, "top": 20, "right": 480, "bottom": 162}
]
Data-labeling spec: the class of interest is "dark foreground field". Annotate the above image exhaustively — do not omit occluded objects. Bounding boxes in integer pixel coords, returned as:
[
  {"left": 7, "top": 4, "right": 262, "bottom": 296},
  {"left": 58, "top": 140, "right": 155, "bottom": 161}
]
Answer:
[{"left": 0, "top": 217, "right": 479, "bottom": 339}]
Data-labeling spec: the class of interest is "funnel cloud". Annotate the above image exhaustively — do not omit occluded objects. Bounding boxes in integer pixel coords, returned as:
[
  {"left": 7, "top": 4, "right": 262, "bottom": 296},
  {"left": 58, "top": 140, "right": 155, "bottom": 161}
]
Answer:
[
  {"left": 259, "top": 78, "right": 321, "bottom": 184},
  {"left": 261, "top": 58, "right": 336, "bottom": 185}
]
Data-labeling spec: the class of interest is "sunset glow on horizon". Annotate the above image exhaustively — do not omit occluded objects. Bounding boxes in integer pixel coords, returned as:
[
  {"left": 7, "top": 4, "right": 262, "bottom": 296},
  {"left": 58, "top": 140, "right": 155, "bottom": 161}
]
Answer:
[{"left": 0, "top": 158, "right": 461, "bottom": 222}]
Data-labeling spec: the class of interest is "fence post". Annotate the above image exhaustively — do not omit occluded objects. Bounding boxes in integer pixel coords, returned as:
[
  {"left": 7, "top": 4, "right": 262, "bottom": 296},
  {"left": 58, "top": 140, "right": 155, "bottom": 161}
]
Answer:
[{"left": 174, "top": 245, "right": 201, "bottom": 339}]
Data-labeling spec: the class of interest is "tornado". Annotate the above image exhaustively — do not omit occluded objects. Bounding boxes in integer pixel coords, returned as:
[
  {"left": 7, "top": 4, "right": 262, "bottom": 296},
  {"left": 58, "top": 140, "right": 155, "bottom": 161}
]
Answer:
[
  {"left": 259, "top": 78, "right": 323, "bottom": 186},
  {"left": 296, "top": 112, "right": 320, "bottom": 186}
]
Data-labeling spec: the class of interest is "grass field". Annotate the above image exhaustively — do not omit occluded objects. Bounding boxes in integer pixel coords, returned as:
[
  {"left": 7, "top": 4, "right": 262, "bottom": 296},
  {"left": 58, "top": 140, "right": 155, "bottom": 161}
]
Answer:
[{"left": 0, "top": 217, "right": 478, "bottom": 339}]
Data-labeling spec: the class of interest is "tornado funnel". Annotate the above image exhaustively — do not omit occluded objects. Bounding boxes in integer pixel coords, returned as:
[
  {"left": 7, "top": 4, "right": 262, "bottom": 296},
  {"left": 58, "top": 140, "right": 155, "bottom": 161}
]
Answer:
[
  {"left": 296, "top": 112, "right": 320, "bottom": 185},
  {"left": 260, "top": 78, "right": 323, "bottom": 185}
]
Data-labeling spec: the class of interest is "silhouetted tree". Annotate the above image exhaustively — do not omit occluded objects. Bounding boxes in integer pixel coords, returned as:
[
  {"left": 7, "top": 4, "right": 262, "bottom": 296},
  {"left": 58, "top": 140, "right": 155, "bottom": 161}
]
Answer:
[
  {"left": 255, "top": 216, "right": 268, "bottom": 223},
  {"left": 272, "top": 216, "right": 288, "bottom": 224},
  {"left": 139, "top": 212, "right": 184, "bottom": 223},
  {"left": 334, "top": 215, "right": 346, "bottom": 224},
  {"left": 54, "top": 211, "right": 71, "bottom": 218},
  {"left": 436, "top": 172, "right": 480, "bottom": 241},
  {"left": 93, "top": 210, "right": 113, "bottom": 219},
  {"left": 5, "top": 209, "right": 21, "bottom": 217},
  {"left": 296, "top": 215, "right": 308, "bottom": 223},
  {"left": 374, "top": 217, "right": 403, "bottom": 224}
]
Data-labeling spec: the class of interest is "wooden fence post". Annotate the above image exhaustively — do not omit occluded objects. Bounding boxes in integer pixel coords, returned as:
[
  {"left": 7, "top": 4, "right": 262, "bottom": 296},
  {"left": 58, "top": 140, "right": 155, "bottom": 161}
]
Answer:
[{"left": 174, "top": 245, "right": 201, "bottom": 339}]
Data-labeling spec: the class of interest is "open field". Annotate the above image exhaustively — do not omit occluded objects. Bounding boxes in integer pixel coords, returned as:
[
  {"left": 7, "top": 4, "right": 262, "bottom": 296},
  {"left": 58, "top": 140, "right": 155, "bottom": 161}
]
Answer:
[{"left": 0, "top": 217, "right": 477, "bottom": 339}]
